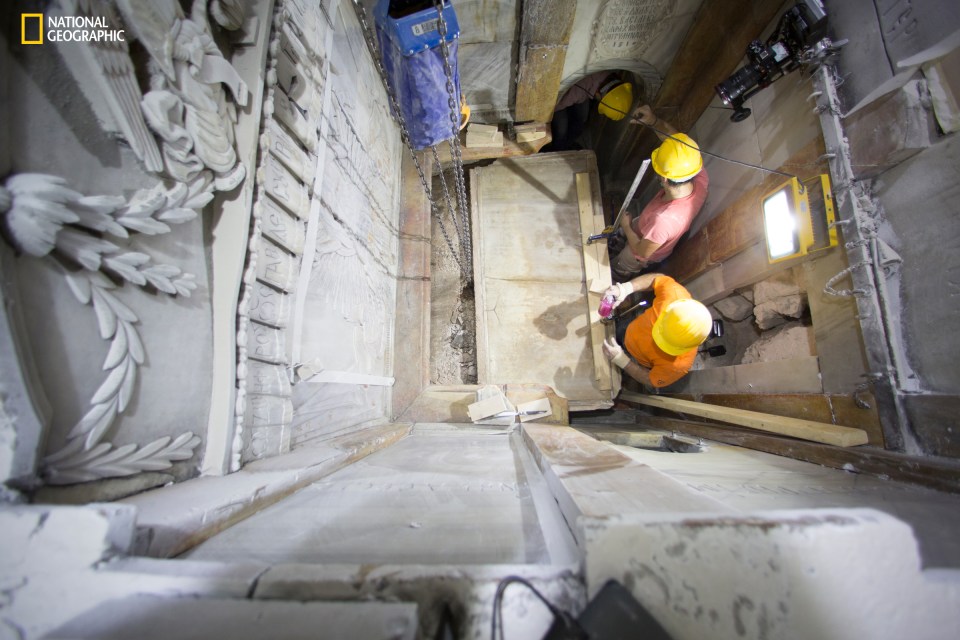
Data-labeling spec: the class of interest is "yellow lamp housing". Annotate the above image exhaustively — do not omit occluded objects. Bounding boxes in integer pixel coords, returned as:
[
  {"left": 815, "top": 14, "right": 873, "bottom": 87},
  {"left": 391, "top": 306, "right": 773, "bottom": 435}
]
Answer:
[{"left": 761, "top": 174, "right": 837, "bottom": 264}]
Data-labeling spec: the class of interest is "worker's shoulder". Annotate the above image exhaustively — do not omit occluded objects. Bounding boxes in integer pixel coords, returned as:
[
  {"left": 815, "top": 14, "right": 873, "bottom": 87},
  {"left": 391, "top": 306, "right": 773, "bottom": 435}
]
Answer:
[{"left": 652, "top": 274, "right": 690, "bottom": 299}]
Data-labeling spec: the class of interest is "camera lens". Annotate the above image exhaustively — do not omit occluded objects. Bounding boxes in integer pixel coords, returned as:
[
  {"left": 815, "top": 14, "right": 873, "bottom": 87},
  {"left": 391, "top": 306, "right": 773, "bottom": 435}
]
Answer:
[{"left": 716, "top": 63, "right": 763, "bottom": 105}]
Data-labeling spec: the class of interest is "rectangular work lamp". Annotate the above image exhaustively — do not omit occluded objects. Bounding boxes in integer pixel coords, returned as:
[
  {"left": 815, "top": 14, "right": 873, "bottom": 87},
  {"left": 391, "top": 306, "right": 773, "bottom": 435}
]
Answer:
[{"left": 761, "top": 174, "right": 838, "bottom": 263}]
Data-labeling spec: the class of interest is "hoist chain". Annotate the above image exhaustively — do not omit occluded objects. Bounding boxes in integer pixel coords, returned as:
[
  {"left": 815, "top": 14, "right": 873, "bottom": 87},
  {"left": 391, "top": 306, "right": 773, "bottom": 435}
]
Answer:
[
  {"left": 431, "top": 145, "right": 464, "bottom": 241},
  {"left": 352, "top": 0, "right": 462, "bottom": 270},
  {"left": 432, "top": 0, "right": 473, "bottom": 282}
]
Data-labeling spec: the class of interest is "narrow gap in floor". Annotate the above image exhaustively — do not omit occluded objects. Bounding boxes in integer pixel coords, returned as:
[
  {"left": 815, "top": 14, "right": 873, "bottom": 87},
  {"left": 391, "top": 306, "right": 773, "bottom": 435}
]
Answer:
[{"left": 430, "top": 167, "right": 477, "bottom": 384}]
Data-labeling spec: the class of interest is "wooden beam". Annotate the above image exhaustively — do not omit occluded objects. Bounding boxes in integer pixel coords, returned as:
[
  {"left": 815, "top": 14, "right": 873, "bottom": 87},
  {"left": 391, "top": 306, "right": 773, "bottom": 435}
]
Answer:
[
  {"left": 514, "top": 0, "right": 576, "bottom": 122},
  {"left": 654, "top": 0, "right": 784, "bottom": 132},
  {"left": 576, "top": 173, "right": 613, "bottom": 392},
  {"left": 610, "top": 0, "right": 784, "bottom": 188},
  {"left": 621, "top": 392, "right": 869, "bottom": 447},
  {"left": 631, "top": 415, "right": 960, "bottom": 495}
]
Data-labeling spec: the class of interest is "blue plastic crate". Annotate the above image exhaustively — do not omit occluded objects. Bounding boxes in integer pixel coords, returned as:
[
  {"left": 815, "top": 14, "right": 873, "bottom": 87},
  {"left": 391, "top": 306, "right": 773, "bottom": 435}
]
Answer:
[
  {"left": 375, "top": 0, "right": 462, "bottom": 150},
  {"left": 375, "top": 0, "right": 460, "bottom": 55}
]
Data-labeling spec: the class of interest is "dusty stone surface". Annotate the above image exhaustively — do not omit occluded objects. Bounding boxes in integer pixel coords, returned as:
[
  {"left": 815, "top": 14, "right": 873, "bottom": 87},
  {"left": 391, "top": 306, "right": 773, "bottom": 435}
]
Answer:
[
  {"left": 753, "top": 270, "right": 801, "bottom": 304},
  {"left": 754, "top": 293, "right": 809, "bottom": 330},
  {"left": 741, "top": 322, "right": 816, "bottom": 364},
  {"left": 713, "top": 294, "right": 754, "bottom": 322}
]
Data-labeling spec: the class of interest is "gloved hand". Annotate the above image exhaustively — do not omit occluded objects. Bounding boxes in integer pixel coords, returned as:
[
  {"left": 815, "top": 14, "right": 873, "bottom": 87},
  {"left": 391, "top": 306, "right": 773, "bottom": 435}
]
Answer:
[
  {"left": 602, "top": 281, "right": 633, "bottom": 310},
  {"left": 602, "top": 337, "right": 631, "bottom": 369}
]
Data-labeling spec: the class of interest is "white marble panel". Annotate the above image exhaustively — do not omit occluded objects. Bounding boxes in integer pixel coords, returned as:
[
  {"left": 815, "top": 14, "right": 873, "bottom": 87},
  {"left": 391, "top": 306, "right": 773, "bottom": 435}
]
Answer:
[
  {"left": 247, "top": 282, "right": 292, "bottom": 328},
  {"left": 460, "top": 43, "right": 513, "bottom": 117},
  {"left": 245, "top": 393, "right": 294, "bottom": 429},
  {"left": 259, "top": 154, "right": 309, "bottom": 219},
  {"left": 245, "top": 361, "right": 291, "bottom": 397},
  {"left": 260, "top": 197, "right": 306, "bottom": 255},
  {"left": 255, "top": 239, "right": 298, "bottom": 292},
  {"left": 455, "top": 0, "right": 519, "bottom": 44},
  {"left": 283, "top": 0, "right": 330, "bottom": 58},
  {"left": 274, "top": 49, "right": 323, "bottom": 119},
  {"left": 271, "top": 89, "right": 315, "bottom": 151},
  {"left": 262, "top": 120, "right": 315, "bottom": 185},
  {"left": 247, "top": 321, "right": 287, "bottom": 365}
]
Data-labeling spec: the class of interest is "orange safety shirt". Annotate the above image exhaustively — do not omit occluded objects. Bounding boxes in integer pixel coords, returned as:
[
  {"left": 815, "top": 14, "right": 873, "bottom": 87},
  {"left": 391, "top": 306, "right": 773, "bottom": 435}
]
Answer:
[{"left": 623, "top": 275, "right": 698, "bottom": 388}]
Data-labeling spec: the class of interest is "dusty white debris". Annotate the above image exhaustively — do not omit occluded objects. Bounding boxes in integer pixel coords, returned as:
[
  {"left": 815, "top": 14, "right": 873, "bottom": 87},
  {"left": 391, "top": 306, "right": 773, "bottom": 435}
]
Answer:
[{"left": 741, "top": 322, "right": 816, "bottom": 364}]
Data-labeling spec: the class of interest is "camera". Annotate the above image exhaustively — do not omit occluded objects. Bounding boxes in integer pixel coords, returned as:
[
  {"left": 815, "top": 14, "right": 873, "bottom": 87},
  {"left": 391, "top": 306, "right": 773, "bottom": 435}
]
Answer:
[{"left": 715, "top": 0, "right": 833, "bottom": 122}]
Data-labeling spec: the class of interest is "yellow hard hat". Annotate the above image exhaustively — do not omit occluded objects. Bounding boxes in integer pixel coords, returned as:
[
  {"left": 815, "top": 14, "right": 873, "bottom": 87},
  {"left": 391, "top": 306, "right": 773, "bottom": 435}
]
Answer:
[
  {"left": 651, "top": 133, "right": 703, "bottom": 182},
  {"left": 652, "top": 298, "right": 713, "bottom": 356},
  {"left": 460, "top": 96, "right": 471, "bottom": 131},
  {"left": 597, "top": 81, "right": 633, "bottom": 121}
]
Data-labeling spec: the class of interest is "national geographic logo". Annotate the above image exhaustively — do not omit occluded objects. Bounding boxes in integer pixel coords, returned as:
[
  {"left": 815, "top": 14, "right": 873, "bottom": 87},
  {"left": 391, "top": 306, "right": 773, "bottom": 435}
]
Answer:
[{"left": 20, "top": 13, "right": 125, "bottom": 45}]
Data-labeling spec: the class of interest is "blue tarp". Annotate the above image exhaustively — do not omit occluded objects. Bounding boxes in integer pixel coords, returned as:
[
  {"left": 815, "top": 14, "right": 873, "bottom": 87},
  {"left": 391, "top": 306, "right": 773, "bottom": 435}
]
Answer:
[{"left": 375, "top": 1, "right": 462, "bottom": 150}]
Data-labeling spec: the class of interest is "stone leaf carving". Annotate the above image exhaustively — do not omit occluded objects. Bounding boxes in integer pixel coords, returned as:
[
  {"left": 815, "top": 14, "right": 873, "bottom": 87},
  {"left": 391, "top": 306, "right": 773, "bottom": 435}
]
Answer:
[
  {"left": 0, "top": 173, "right": 210, "bottom": 485},
  {"left": 117, "top": 0, "right": 250, "bottom": 190}
]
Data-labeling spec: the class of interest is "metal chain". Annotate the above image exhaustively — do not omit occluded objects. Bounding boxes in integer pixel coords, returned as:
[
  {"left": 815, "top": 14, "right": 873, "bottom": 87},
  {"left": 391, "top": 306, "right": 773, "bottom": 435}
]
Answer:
[
  {"left": 430, "top": 145, "right": 464, "bottom": 240},
  {"left": 352, "top": 0, "right": 462, "bottom": 269},
  {"left": 432, "top": 0, "right": 473, "bottom": 282}
]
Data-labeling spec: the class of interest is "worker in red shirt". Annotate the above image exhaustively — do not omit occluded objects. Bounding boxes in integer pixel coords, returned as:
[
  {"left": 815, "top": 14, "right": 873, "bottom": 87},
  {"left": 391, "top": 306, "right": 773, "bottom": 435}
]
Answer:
[
  {"left": 612, "top": 105, "right": 709, "bottom": 281},
  {"left": 601, "top": 273, "right": 712, "bottom": 389}
]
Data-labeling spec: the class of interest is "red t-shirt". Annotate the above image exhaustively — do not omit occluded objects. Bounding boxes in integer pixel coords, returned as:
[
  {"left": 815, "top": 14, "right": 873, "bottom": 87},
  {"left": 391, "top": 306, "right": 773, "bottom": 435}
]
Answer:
[
  {"left": 623, "top": 276, "right": 698, "bottom": 388},
  {"left": 631, "top": 169, "right": 709, "bottom": 263}
]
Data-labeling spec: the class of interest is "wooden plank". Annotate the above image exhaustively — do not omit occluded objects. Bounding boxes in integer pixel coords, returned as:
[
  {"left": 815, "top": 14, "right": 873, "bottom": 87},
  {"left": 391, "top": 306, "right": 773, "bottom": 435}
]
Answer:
[
  {"left": 621, "top": 392, "right": 869, "bottom": 447},
  {"left": 654, "top": 0, "right": 784, "bottom": 133},
  {"left": 516, "top": 45, "right": 569, "bottom": 122},
  {"left": 631, "top": 415, "right": 960, "bottom": 495},
  {"left": 434, "top": 125, "right": 552, "bottom": 167},
  {"left": 576, "top": 173, "right": 611, "bottom": 392},
  {"left": 514, "top": 0, "right": 576, "bottom": 123},
  {"left": 607, "top": 0, "right": 783, "bottom": 189},
  {"left": 701, "top": 393, "right": 835, "bottom": 424}
]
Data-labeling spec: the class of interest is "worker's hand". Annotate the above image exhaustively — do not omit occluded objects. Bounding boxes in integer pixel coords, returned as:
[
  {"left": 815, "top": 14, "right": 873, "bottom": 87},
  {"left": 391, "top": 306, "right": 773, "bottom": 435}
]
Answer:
[
  {"left": 602, "top": 337, "right": 631, "bottom": 369},
  {"left": 631, "top": 105, "right": 656, "bottom": 126},
  {"left": 603, "top": 281, "right": 633, "bottom": 309}
]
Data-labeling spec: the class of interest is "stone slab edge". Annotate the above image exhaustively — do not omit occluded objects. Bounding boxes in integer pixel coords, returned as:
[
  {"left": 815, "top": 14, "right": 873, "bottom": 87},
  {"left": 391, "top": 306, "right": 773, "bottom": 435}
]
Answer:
[{"left": 120, "top": 423, "right": 413, "bottom": 558}]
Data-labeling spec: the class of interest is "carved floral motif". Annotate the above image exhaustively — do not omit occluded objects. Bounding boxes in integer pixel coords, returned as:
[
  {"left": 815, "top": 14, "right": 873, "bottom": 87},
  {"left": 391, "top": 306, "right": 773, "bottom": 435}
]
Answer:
[{"left": 0, "top": 173, "right": 211, "bottom": 484}]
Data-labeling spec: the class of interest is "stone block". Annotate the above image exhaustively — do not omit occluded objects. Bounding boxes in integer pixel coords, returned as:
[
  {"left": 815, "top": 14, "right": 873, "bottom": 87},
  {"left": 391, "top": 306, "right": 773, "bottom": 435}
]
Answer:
[
  {"left": 845, "top": 79, "right": 936, "bottom": 179},
  {"left": 44, "top": 597, "right": 418, "bottom": 640},
  {"left": 741, "top": 322, "right": 815, "bottom": 364},
  {"left": 713, "top": 293, "right": 754, "bottom": 321},
  {"left": 754, "top": 294, "right": 808, "bottom": 330},
  {"left": 753, "top": 270, "right": 801, "bottom": 304}
]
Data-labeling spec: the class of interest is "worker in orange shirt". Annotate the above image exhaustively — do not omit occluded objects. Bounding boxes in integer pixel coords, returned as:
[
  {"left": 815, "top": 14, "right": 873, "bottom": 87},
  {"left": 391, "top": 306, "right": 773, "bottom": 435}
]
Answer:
[{"left": 601, "top": 272, "right": 713, "bottom": 389}]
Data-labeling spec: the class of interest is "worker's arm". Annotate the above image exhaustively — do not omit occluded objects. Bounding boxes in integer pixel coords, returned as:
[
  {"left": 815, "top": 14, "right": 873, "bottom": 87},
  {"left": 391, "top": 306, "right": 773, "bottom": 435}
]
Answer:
[
  {"left": 619, "top": 211, "right": 662, "bottom": 263},
  {"left": 603, "top": 272, "right": 665, "bottom": 310},
  {"left": 631, "top": 105, "right": 678, "bottom": 141},
  {"left": 602, "top": 338, "right": 656, "bottom": 390}
]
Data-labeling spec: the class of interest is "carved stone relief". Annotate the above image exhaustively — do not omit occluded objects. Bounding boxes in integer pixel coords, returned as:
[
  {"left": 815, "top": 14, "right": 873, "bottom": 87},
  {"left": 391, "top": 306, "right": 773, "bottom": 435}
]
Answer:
[
  {"left": 592, "top": 0, "right": 674, "bottom": 60},
  {"left": 1, "top": 0, "right": 251, "bottom": 488},
  {"left": 0, "top": 174, "right": 210, "bottom": 484},
  {"left": 233, "top": 0, "right": 329, "bottom": 466}
]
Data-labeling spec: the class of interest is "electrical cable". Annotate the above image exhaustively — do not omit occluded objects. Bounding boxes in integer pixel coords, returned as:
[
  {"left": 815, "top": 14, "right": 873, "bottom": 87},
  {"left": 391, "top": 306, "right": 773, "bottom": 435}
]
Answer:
[
  {"left": 564, "top": 82, "right": 797, "bottom": 179},
  {"left": 491, "top": 575, "right": 578, "bottom": 640}
]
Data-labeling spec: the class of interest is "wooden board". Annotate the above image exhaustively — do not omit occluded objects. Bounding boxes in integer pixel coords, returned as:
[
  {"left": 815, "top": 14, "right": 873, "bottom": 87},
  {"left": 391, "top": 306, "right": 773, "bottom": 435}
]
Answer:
[
  {"left": 514, "top": 0, "right": 576, "bottom": 123},
  {"left": 621, "top": 392, "right": 869, "bottom": 447},
  {"left": 634, "top": 415, "right": 960, "bottom": 495},
  {"left": 471, "top": 152, "right": 616, "bottom": 410}
]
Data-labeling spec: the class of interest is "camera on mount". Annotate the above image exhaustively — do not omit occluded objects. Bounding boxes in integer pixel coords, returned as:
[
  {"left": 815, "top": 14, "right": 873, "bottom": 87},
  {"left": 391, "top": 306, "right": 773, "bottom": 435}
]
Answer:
[{"left": 715, "top": 0, "right": 837, "bottom": 122}]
